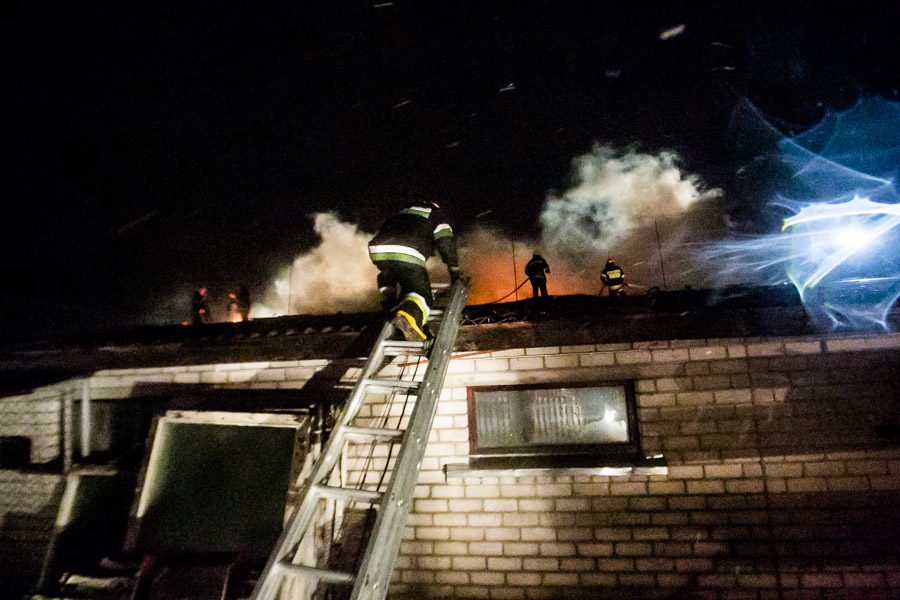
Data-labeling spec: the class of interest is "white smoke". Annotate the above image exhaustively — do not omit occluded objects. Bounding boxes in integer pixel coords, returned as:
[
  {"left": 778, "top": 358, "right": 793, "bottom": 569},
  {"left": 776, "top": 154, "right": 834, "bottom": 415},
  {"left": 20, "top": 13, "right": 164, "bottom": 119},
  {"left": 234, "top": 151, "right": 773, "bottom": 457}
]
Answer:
[
  {"left": 540, "top": 144, "right": 720, "bottom": 271},
  {"left": 253, "top": 213, "right": 382, "bottom": 318}
]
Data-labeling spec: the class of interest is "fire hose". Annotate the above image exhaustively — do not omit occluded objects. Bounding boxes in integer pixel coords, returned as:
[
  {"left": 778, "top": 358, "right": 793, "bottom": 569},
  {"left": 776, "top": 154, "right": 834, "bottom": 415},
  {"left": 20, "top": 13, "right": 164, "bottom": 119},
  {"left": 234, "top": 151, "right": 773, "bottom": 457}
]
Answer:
[{"left": 485, "top": 279, "right": 530, "bottom": 304}]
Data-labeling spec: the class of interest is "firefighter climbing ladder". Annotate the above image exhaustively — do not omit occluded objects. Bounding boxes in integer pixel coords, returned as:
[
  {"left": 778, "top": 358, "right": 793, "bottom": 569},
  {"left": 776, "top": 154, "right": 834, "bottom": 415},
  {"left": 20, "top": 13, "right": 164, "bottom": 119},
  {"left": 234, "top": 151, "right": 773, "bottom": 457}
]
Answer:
[{"left": 251, "top": 280, "right": 468, "bottom": 600}]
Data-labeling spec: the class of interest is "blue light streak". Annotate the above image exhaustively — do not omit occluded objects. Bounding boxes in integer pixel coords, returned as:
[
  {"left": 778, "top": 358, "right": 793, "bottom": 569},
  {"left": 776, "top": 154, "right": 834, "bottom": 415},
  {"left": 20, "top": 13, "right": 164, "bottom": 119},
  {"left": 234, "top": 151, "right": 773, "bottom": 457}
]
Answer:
[{"left": 704, "top": 98, "right": 900, "bottom": 330}]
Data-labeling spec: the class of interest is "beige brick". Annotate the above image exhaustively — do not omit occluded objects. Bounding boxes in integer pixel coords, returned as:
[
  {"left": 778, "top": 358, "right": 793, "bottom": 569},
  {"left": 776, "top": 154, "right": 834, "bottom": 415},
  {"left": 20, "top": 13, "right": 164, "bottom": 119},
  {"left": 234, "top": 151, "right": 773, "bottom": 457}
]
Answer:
[
  {"left": 522, "top": 558, "right": 558, "bottom": 571},
  {"left": 639, "top": 393, "right": 676, "bottom": 407},
  {"left": 579, "top": 352, "right": 615, "bottom": 367},
  {"left": 594, "top": 527, "right": 632, "bottom": 541},
  {"left": 543, "top": 573, "right": 579, "bottom": 586},
  {"left": 747, "top": 342, "right": 785, "bottom": 357},
  {"left": 632, "top": 528, "right": 669, "bottom": 541},
  {"left": 465, "top": 485, "right": 501, "bottom": 498},
  {"left": 714, "top": 389, "right": 753, "bottom": 404},
  {"left": 544, "top": 354, "right": 579, "bottom": 369},
  {"left": 636, "top": 379, "right": 656, "bottom": 393},
  {"left": 656, "top": 377, "right": 689, "bottom": 392},
  {"left": 436, "top": 571, "right": 469, "bottom": 585},
  {"left": 704, "top": 464, "right": 743, "bottom": 478},
  {"left": 581, "top": 573, "right": 618, "bottom": 585},
  {"left": 468, "top": 542, "right": 504, "bottom": 556},
  {"left": 615, "top": 350, "right": 652, "bottom": 365},
  {"left": 561, "top": 344, "right": 596, "bottom": 353},
  {"left": 828, "top": 476, "right": 870, "bottom": 491},
  {"left": 557, "top": 527, "right": 592, "bottom": 542},
  {"left": 519, "top": 498, "right": 556, "bottom": 511},
  {"left": 453, "top": 556, "right": 487, "bottom": 570},
  {"left": 488, "top": 556, "right": 523, "bottom": 571},
  {"left": 573, "top": 543, "right": 614, "bottom": 559},
  {"left": 657, "top": 573, "right": 691, "bottom": 588},
  {"left": 521, "top": 528, "right": 556, "bottom": 542},
  {"left": 786, "top": 478, "right": 827, "bottom": 493},
  {"left": 725, "top": 480, "right": 765, "bottom": 494},
  {"left": 801, "top": 573, "right": 843, "bottom": 588},
  {"left": 668, "top": 466, "right": 704, "bottom": 479},
  {"left": 500, "top": 483, "right": 537, "bottom": 497},
  {"left": 647, "top": 481, "right": 686, "bottom": 495},
  {"left": 538, "top": 542, "right": 577, "bottom": 557},
  {"left": 676, "top": 391, "right": 713, "bottom": 406},
  {"left": 597, "top": 558, "right": 634, "bottom": 571},
  {"left": 558, "top": 558, "right": 594, "bottom": 572},
  {"left": 555, "top": 498, "right": 590, "bottom": 511},
  {"left": 433, "top": 513, "right": 467, "bottom": 527},
  {"left": 824, "top": 337, "right": 868, "bottom": 352},
  {"left": 502, "top": 512, "right": 538, "bottom": 527},
  {"left": 675, "top": 558, "right": 713, "bottom": 572},
  {"left": 687, "top": 480, "right": 725, "bottom": 494},
  {"left": 507, "top": 572, "right": 541, "bottom": 586},
  {"left": 475, "top": 359, "right": 509, "bottom": 372},
  {"left": 737, "top": 574, "right": 778, "bottom": 587},
  {"left": 501, "top": 543, "right": 538, "bottom": 556},
  {"left": 845, "top": 460, "right": 888, "bottom": 475},
  {"left": 415, "top": 527, "right": 450, "bottom": 540},
  {"left": 688, "top": 346, "right": 728, "bottom": 361},
  {"left": 418, "top": 555, "right": 452, "bottom": 569},
  {"left": 485, "top": 499, "right": 518, "bottom": 512},
  {"left": 614, "top": 542, "right": 651, "bottom": 556},
  {"left": 609, "top": 482, "right": 647, "bottom": 496},
  {"left": 572, "top": 482, "right": 608, "bottom": 496},
  {"left": 635, "top": 558, "right": 674, "bottom": 571},
  {"left": 652, "top": 349, "right": 690, "bottom": 363},
  {"left": 468, "top": 513, "right": 502, "bottom": 527},
  {"left": 763, "top": 463, "right": 802, "bottom": 478},
  {"left": 415, "top": 499, "right": 448, "bottom": 513},
  {"left": 450, "top": 527, "right": 486, "bottom": 541},
  {"left": 510, "top": 357, "right": 544, "bottom": 370},
  {"left": 485, "top": 527, "right": 520, "bottom": 541},
  {"left": 536, "top": 483, "right": 572, "bottom": 496},
  {"left": 449, "top": 499, "right": 483, "bottom": 512},
  {"left": 471, "top": 572, "right": 505, "bottom": 586},
  {"left": 784, "top": 341, "right": 822, "bottom": 354}
]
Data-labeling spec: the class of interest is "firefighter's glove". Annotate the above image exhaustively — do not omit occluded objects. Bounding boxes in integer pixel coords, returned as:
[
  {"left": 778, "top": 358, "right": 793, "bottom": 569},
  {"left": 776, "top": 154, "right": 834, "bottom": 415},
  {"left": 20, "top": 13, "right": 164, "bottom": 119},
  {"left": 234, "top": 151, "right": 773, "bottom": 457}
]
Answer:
[{"left": 449, "top": 266, "right": 467, "bottom": 284}]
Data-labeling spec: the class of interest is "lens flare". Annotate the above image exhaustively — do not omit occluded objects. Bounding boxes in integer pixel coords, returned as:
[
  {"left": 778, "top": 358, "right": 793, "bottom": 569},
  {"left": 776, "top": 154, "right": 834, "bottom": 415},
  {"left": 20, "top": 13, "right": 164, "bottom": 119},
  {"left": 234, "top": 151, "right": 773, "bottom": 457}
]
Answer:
[{"left": 702, "top": 98, "right": 900, "bottom": 330}]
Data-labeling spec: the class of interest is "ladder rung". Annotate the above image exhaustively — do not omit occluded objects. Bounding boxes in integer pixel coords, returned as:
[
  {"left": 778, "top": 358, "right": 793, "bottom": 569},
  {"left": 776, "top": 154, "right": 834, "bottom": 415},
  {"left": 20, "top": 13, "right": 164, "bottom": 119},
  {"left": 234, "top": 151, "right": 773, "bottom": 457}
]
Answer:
[
  {"left": 381, "top": 340, "right": 427, "bottom": 355},
  {"left": 362, "top": 378, "right": 420, "bottom": 391},
  {"left": 276, "top": 562, "right": 355, "bottom": 585},
  {"left": 382, "top": 339, "right": 426, "bottom": 350},
  {"left": 313, "top": 484, "right": 382, "bottom": 504},
  {"left": 343, "top": 426, "right": 405, "bottom": 442},
  {"left": 431, "top": 283, "right": 451, "bottom": 290}
]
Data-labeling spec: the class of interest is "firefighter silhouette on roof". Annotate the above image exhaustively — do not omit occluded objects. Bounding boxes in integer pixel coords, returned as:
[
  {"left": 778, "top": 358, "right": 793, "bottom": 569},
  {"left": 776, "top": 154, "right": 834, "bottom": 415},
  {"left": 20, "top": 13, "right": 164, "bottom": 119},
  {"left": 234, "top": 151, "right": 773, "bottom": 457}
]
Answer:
[
  {"left": 226, "top": 285, "right": 252, "bottom": 323},
  {"left": 600, "top": 258, "right": 626, "bottom": 297},
  {"left": 368, "top": 198, "right": 461, "bottom": 342},
  {"left": 191, "top": 287, "right": 210, "bottom": 324},
  {"left": 524, "top": 253, "right": 551, "bottom": 299}
]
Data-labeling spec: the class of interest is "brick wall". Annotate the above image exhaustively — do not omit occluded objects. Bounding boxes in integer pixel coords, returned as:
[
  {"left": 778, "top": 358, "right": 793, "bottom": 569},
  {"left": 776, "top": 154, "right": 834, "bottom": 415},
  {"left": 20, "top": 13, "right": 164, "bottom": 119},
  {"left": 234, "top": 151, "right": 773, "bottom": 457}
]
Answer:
[
  {"left": 2, "top": 333, "right": 898, "bottom": 598},
  {"left": 392, "top": 333, "right": 900, "bottom": 599}
]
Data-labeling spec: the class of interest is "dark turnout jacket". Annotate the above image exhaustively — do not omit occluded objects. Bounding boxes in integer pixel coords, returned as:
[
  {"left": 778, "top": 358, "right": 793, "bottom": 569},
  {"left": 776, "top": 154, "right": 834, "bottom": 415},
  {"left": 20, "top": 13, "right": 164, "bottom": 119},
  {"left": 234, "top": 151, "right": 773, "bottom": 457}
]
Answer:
[
  {"left": 368, "top": 205, "right": 459, "bottom": 269},
  {"left": 525, "top": 255, "right": 550, "bottom": 280}
]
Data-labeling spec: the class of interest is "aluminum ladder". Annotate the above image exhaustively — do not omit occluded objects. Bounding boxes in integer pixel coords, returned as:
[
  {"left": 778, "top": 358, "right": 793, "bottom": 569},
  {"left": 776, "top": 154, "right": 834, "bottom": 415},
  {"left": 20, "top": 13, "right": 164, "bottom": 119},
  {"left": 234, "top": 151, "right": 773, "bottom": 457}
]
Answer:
[{"left": 251, "top": 280, "right": 468, "bottom": 600}]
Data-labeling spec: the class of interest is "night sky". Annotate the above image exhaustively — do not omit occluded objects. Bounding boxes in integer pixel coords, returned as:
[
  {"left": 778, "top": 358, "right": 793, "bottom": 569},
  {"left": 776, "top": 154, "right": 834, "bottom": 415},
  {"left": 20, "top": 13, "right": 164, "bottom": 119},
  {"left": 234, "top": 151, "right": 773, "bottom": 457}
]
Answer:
[{"left": 4, "top": 1, "right": 898, "bottom": 341}]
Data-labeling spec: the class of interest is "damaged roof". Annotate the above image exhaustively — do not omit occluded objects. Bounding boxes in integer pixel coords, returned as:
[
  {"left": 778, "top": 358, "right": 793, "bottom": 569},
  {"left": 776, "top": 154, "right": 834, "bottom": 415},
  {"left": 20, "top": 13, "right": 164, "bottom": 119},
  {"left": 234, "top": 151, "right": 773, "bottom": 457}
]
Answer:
[{"left": 1, "top": 285, "right": 896, "bottom": 395}]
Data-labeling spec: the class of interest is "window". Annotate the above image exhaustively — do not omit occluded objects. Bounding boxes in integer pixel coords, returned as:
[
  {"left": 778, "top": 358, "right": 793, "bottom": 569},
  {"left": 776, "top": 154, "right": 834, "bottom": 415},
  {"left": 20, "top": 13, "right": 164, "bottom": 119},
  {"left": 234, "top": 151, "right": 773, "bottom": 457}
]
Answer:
[{"left": 466, "top": 382, "right": 641, "bottom": 469}]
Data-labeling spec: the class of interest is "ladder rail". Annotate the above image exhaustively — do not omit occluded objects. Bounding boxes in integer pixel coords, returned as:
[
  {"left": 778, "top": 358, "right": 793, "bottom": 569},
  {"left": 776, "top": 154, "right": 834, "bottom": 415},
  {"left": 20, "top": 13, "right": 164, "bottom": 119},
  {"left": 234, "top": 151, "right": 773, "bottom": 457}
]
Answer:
[
  {"left": 251, "top": 320, "right": 396, "bottom": 600},
  {"left": 349, "top": 281, "right": 468, "bottom": 600}
]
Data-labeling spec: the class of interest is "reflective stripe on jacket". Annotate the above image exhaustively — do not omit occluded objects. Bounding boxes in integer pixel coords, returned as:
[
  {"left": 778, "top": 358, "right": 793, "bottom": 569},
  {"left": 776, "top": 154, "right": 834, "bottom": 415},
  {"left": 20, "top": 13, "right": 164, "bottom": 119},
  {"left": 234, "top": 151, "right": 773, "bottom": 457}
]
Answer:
[{"left": 369, "top": 205, "right": 458, "bottom": 268}]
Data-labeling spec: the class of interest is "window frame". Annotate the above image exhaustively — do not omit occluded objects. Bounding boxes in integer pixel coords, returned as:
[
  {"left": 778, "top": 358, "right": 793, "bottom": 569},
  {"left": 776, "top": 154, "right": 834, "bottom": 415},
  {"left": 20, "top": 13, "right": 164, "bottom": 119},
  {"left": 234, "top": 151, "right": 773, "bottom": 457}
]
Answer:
[{"left": 466, "top": 380, "right": 642, "bottom": 469}]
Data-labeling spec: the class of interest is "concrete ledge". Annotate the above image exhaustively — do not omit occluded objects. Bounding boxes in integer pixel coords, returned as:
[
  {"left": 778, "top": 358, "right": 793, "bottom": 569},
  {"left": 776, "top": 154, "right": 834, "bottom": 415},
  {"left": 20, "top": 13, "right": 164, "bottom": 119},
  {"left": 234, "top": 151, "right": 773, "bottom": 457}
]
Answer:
[{"left": 443, "top": 455, "right": 667, "bottom": 480}]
